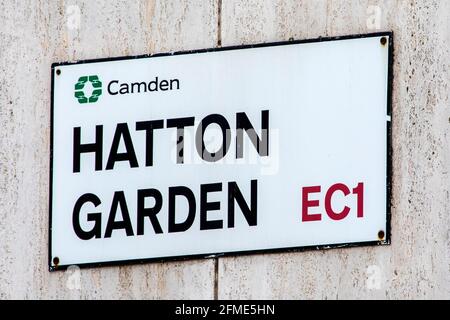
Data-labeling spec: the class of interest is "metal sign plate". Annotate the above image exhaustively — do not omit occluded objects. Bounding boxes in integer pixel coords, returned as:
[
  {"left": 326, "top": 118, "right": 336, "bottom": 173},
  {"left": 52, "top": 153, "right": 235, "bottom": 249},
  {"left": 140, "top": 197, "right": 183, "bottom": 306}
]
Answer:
[{"left": 50, "top": 32, "right": 392, "bottom": 271}]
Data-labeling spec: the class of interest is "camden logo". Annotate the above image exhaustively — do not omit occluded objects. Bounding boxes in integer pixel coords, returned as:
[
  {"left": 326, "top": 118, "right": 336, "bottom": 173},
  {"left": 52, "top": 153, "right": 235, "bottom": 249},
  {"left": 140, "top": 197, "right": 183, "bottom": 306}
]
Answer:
[{"left": 74, "top": 75, "right": 102, "bottom": 104}]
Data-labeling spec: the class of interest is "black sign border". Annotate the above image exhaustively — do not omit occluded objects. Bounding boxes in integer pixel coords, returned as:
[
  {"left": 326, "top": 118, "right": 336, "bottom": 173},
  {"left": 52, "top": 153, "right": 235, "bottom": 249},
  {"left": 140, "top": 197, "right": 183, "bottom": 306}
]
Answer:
[{"left": 49, "top": 31, "right": 394, "bottom": 272}]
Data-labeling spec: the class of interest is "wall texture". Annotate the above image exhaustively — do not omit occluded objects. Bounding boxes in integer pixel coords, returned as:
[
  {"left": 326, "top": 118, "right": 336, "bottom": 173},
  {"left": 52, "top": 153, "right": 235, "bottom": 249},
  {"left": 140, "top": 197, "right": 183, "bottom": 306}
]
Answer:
[{"left": 0, "top": 0, "right": 448, "bottom": 299}]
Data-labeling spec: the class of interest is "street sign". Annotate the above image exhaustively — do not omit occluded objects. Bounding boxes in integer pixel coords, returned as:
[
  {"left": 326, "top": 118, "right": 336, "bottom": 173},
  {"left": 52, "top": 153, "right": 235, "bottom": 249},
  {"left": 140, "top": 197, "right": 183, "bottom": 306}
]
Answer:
[{"left": 50, "top": 32, "right": 392, "bottom": 271}]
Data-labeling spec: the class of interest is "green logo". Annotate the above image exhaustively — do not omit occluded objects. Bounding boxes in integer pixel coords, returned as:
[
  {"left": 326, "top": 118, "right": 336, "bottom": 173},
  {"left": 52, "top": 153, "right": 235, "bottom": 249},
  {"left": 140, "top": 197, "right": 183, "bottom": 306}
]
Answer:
[{"left": 74, "top": 75, "right": 103, "bottom": 104}]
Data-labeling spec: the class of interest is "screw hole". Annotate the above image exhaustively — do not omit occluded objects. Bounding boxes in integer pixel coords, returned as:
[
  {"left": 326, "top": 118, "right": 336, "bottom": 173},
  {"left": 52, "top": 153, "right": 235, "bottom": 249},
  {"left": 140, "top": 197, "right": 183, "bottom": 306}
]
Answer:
[
  {"left": 378, "top": 230, "right": 385, "bottom": 240},
  {"left": 53, "top": 257, "right": 60, "bottom": 266},
  {"left": 56, "top": 69, "right": 61, "bottom": 76},
  {"left": 380, "top": 37, "right": 387, "bottom": 46}
]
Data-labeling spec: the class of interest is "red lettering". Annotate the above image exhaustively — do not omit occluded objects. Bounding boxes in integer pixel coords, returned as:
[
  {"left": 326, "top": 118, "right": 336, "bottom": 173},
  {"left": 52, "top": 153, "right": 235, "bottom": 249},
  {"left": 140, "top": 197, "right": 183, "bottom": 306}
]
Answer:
[
  {"left": 353, "top": 182, "right": 364, "bottom": 218},
  {"left": 302, "top": 186, "right": 322, "bottom": 222},
  {"left": 325, "top": 183, "right": 351, "bottom": 220}
]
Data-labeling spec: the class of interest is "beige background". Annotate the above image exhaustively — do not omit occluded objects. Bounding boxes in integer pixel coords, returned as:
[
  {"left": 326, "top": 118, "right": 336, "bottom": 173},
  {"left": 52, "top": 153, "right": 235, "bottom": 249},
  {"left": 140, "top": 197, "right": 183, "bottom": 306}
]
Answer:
[{"left": 0, "top": 0, "right": 449, "bottom": 299}]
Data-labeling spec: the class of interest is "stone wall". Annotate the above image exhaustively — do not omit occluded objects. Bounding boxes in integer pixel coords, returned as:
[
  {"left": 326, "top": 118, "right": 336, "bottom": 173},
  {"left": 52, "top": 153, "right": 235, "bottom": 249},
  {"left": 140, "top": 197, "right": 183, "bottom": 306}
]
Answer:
[{"left": 0, "top": 0, "right": 448, "bottom": 299}]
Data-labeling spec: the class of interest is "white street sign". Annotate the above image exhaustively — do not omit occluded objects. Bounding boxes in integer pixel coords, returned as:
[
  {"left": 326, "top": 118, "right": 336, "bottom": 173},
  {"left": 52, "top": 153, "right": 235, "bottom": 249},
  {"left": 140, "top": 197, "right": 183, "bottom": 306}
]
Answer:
[{"left": 50, "top": 33, "right": 392, "bottom": 270}]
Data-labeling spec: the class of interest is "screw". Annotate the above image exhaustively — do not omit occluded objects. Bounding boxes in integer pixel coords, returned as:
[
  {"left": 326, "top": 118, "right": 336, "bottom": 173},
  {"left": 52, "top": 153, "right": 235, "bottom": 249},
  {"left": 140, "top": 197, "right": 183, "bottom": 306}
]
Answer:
[
  {"left": 378, "top": 230, "right": 385, "bottom": 240},
  {"left": 53, "top": 257, "right": 60, "bottom": 266},
  {"left": 56, "top": 69, "right": 61, "bottom": 76},
  {"left": 380, "top": 37, "right": 387, "bottom": 46}
]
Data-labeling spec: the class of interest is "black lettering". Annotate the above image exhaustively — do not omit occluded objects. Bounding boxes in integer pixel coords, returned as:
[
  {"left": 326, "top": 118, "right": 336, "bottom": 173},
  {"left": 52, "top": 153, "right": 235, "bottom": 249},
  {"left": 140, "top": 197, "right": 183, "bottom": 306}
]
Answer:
[
  {"left": 196, "top": 114, "right": 231, "bottom": 162},
  {"left": 119, "top": 83, "right": 129, "bottom": 94},
  {"left": 106, "top": 123, "right": 139, "bottom": 170},
  {"left": 228, "top": 180, "right": 258, "bottom": 227},
  {"left": 137, "top": 188, "right": 163, "bottom": 235},
  {"left": 136, "top": 120, "right": 164, "bottom": 167},
  {"left": 131, "top": 82, "right": 147, "bottom": 94},
  {"left": 148, "top": 77, "right": 158, "bottom": 92},
  {"left": 73, "top": 126, "right": 103, "bottom": 173},
  {"left": 72, "top": 193, "right": 102, "bottom": 240},
  {"left": 236, "top": 110, "right": 269, "bottom": 158},
  {"left": 159, "top": 80, "right": 169, "bottom": 91},
  {"left": 107, "top": 80, "right": 119, "bottom": 95},
  {"left": 104, "top": 191, "right": 134, "bottom": 238},
  {"left": 200, "top": 183, "right": 223, "bottom": 230},
  {"left": 170, "top": 79, "right": 180, "bottom": 90},
  {"left": 168, "top": 186, "right": 196, "bottom": 233},
  {"left": 167, "top": 117, "right": 195, "bottom": 164}
]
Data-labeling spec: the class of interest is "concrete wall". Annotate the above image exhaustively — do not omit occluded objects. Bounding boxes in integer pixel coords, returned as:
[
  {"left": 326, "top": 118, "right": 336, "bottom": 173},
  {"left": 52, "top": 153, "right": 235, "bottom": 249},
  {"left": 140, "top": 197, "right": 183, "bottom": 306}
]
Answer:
[{"left": 0, "top": 0, "right": 448, "bottom": 299}]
